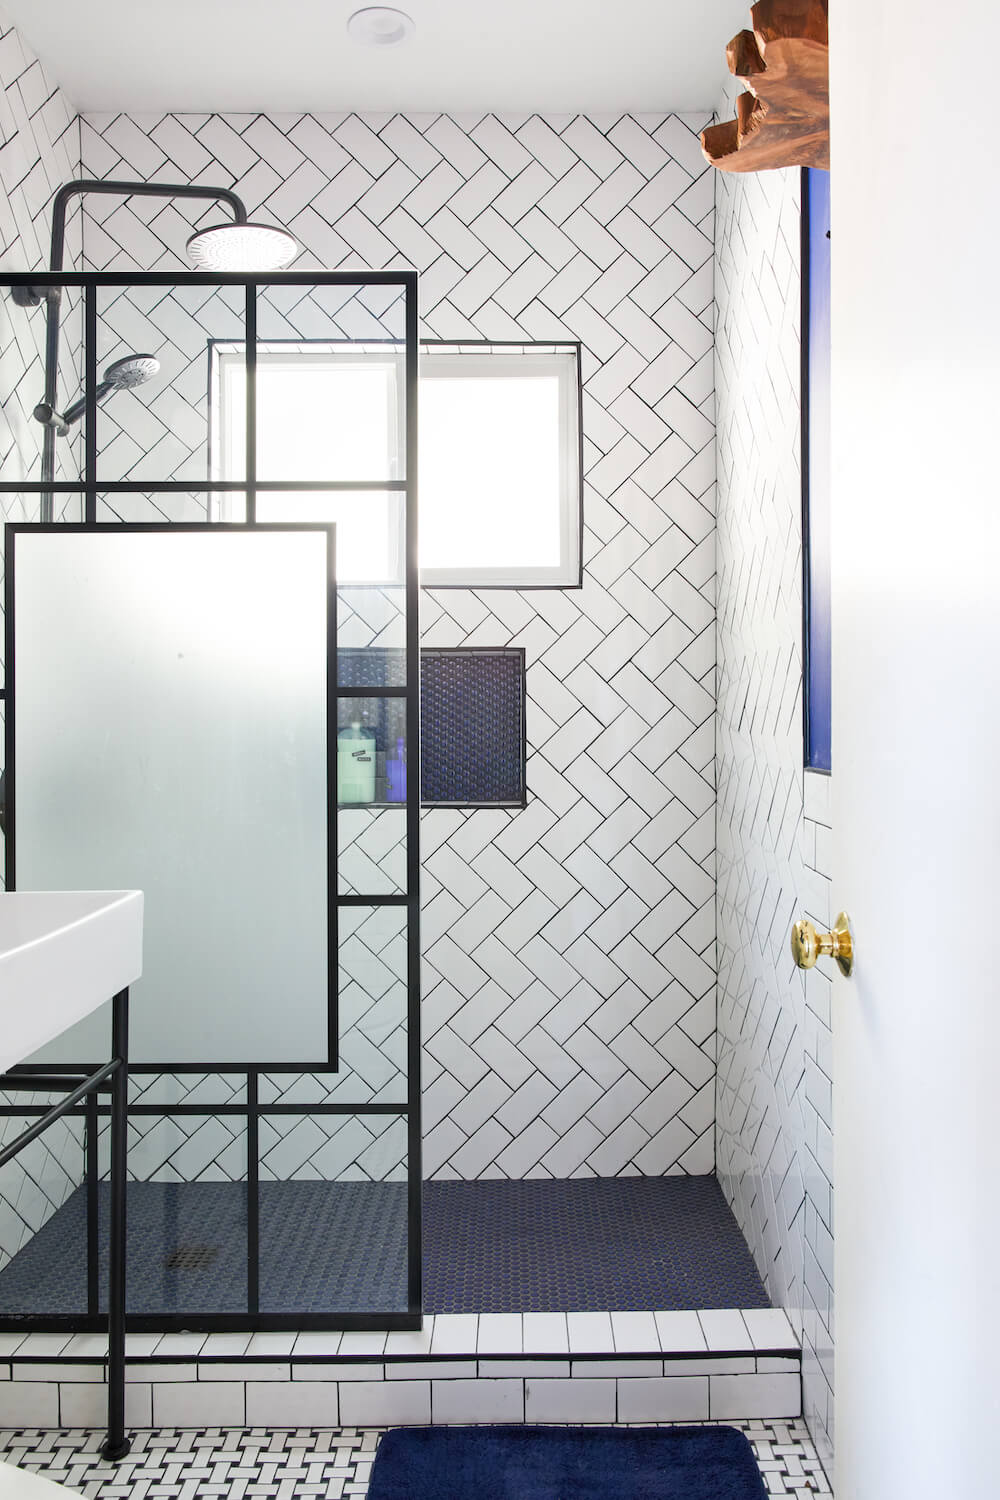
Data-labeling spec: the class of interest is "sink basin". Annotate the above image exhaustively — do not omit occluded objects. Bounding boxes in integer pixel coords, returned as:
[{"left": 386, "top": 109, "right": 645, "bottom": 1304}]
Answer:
[{"left": 0, "top": 890, "right": 143, "bottom": 1074}]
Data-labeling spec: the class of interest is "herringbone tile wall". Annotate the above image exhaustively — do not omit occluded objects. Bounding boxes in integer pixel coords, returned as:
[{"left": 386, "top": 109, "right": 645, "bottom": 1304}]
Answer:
[
  {"left": 0, "top": 6, "right": 85, "bottom": 1271},
  {"left": 77, "top": 107, "right": 720, "bottom": 1184},
  {"left": 713, "top": 84, "right": 834, "bottom": 1466}
]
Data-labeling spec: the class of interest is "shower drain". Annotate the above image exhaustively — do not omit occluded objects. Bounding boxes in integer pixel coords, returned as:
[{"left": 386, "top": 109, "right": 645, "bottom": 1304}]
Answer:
[{"left": 164, "top": 1245, "right": 220, "bottom": 1270}]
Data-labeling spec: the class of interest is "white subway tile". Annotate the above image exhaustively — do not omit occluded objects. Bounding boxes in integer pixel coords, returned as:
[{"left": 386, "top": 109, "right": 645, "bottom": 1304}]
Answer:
[
  {"left": 1, "top": 1383, "right": 59, "bottom": 1427},
  {"left": 153, "top": 1381, "right": 244, "bottom": 1427},
  {"left": 293, "top": 1333, "right": 343, "bottom": 1358},
  {"left": 245, "top": 1333, "right": 296, "bottom": 1358},
  {"left": 654, "top": 1310, "right": 707, "bottom": 1352},
  {"left": 617, "top": 1375, "right": 710, "bottom": 1422},
  {"left": 337, "top": 1332, "right": 388, "bottom": 1357},
  {"left": 476, "top": 1314, "right": 522, "bottom": 1355},
  {"left": 525, "top": 1377, "right": 615, "bottom": 1423},
  {"left": 201, "top": 1333, "right": 252, "bottom": 1358},
  {"left": 480, "top": 1360, "right": 570, "bottom": 1379},
  {"left": 295, "top": 1363, "right": 383, "bottom": 1382},
  {"left": 571, "top": 1358, "right": 662, "bottom": 1377},
  {"left": 567, "top": 1312, "right": 615, "bottom": 1354},
  {"left": 431, "top": 1314, "right": 479, "bottom": 1355},
  {"left": 246, "top": 1380, "right": 339, "bottom": 1427},
  {"left": 126, "top": 1363, "right": 198, "bottom": 1383},
  {"left": 60, "top": 1382, "right": 151, "bottom": 1427},
  {"left": 709, "top": 1372, "right": 802, "bottom": 1419},
  {"left": 386, "top": 1361, "right": 476, "bottom": 1380},
  {"left": 340, "top": 1379, "right": 430, "bottom": 1427},
  {"left": 522, "top": 1313, "right": 569, "bottom": 1354},
  {"left": 741, "top": 1308, "right": 798, "bottom": 1350},
  {"left": 384, "top": 1320, "right": 434, "bottom": 1357},
  {"left": 697, "top": 1310, "right": 754, "bottom": 1351},
  {"left": 432, "top": 1378, "right": 524, "bottom": 1424},
  {"left": 202, "top": 1362, "right": 287, "bottom": 1381},
  {"left": 610, "top": 1310, "right": 659, "bottom": 1351}
]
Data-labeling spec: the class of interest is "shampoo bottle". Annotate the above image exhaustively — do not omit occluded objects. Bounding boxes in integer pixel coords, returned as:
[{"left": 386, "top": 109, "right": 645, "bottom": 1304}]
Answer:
[{"left": 337, "top": 721, "right": 376, "bottom": 803}]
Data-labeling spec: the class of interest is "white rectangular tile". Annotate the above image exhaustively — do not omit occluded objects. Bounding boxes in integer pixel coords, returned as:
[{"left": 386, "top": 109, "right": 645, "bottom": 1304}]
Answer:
[
  {"left": 481, "top": 1360, "right": 570, "bottom": 1379},
  {"left": 292, "top": 1333, "right": 343, "bottom": 1358},
  {"left": 522, "top": 1312, "right": 568, "bottom": 1355},
  {"left": 610, "top": 1310, "right": 659, "bottom": 1351},
  {"left": 697, "top": 1309, "right": 754, "bottom": 1352},
  {"left": 386, "top": 1360, "right": 476, "bottom": 1381},
  {"left": 246, "top": 1380, "right": 339, "bottom": 1427},
  {"left": 757, "top": 1356, "right": 801, "bottom": 1373},
  {"left": 294, "top": 1362, "right": 383, "bottom": 1382},
  {"left": 201, "top": 1333, "right": 252, "bottom": 1358},
  {"left": 654, "top": 1310, "right": 707, "bottom": 1353},
  {"left": 126, "top": 1363, "right": 198, "bottom": 1383},
  {"left": 0, "top": 1337, "right": 25, "bottom": 1359},
  {"left": 61, "top": 1334, "right": 108, "bottom": 1360},
  {"left": 153, "top": 1381, "right": 244, "bottom": 1427},
  {"left": 150, "top": 1333, "right": 207, "bottom": 1357},
  {"left": 124, "top": 1334, "right": 161, "bottom": 1358},
  {"left": 246, "top": 1333, "right": 296, "bottom": 1358},
  {"left": 337, "top": 1331, "right": 387, "bottom": 1357},
  {"left": 617, "top": 1375, "right": 710, "bottom": 1422},
  {"left": 60, "top": 1382, "right": 151, "bottom": 1427},
  {"left": 13, "top": 1335, "right": 71, "bottom": 1359},
  {"left": 566, "top": 1312, "right": 615, "bottom": 1354},
  {"left": 14, "top": 1364, "right": 103, "bottom": 1383},
  {"left": 1, "top": 1383, "right": 59, "bottom": 1427},
  {"left": 201, "top": 1362, "right": 287, "bottom": 1381},
  {"left": 340, "top": 1379, "right": 430, "bottom": 1427},
  {"left": 384, "top": 1319, "right": 434, "bottom": 1357},
  {"left": 741, "top": 1307, "right": 798, "bottom": 1350},
  {"left": 661, "top": 1356, "right": 757, "bottom": 1375},
  {"left": 431, "top": 1378, "right": 524, "bottom": 1424},
  {"left": 572, "top": 1358, "right": 662, "bottom": 1377},
  {"left": 431, "top": 1314, "right": 478, "bottom": 1355},
  {"left": 709, "top": 1372, "right": 802, "bottom": 1419},
  {"left": 525, "top": 1377, "right": 615, "bottom": 1423},
  {"left": 476, "top": 1314, "right": 522, "bottom": 1355}
]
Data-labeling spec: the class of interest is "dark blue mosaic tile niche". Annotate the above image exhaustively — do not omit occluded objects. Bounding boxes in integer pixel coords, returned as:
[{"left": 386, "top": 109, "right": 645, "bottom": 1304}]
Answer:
[{"left": 339, "top": 646, "right": 526, "bottom": 807}]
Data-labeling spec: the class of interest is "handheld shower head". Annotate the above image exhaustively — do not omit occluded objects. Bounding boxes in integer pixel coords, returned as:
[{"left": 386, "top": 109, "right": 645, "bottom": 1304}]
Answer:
[
  {"left": 43, "top": 353, "right": 161, "bottom": 431},
  {"left": 102, "top": 354, "right": 160, "bottom": 392}
]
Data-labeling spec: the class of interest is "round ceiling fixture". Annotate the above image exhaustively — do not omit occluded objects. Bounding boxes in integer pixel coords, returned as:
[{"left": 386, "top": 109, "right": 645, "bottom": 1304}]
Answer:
[
  {"left": 347, "top": 7, "right": 415, "bottom": 47},
  {"left": 185, "top": 221, "right": 298, "bottom": 273}
]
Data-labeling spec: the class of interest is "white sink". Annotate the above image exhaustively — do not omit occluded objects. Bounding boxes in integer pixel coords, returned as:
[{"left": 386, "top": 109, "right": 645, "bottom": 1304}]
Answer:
[{"left": 0, "top": 890, "right": 143, "bottom": 1074}]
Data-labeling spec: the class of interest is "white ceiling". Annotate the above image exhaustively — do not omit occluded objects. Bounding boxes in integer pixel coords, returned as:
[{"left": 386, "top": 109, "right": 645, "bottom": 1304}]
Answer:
[{"left": 3, "top": 0, "right": 747, "bottom": 116}]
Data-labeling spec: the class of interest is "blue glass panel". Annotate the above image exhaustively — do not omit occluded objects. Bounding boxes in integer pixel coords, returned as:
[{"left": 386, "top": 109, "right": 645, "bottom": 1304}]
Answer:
[{"left": 805, "top": 168, "right": 832, "bottom": 771}]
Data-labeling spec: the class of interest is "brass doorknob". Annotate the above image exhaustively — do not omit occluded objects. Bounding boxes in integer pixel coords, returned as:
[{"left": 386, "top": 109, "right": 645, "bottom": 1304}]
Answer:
[{"left": 791, "top": 911, "right": 854, "bottom": 977}]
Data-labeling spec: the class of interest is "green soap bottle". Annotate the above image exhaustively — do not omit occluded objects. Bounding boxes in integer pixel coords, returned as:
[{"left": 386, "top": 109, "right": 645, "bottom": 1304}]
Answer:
[{"left": 337, "top": 721, "right": 376, "bottom": 803}]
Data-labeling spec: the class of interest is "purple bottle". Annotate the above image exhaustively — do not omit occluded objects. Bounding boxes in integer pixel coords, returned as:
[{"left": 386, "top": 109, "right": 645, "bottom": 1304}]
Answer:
[{"left": 386, "top": 737, "right": 407, "bottom": 802}]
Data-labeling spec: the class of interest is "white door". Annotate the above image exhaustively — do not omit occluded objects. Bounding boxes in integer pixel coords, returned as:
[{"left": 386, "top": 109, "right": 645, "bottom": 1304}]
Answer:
[{"left": 830, "top": 1, "right": 1000, "bottom": 1494}]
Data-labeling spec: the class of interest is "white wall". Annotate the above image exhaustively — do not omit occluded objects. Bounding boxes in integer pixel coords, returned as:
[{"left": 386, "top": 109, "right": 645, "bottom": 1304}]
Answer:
[
  {"left": 713, "top": 84, "right": 834, "bottom": 1464},
  {"left": 77, "top": 108, "right": 721, "bottom": 1182}
]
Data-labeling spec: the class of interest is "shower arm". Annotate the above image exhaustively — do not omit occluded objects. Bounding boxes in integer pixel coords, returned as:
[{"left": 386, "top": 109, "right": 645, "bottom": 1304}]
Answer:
[{"left": 22, "top": 179, "right": 250, "bottom": 521}]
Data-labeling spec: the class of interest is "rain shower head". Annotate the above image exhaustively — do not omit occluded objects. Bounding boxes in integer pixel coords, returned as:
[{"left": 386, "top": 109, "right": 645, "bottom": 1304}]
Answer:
[
  {"left": 186, "top": 221, "right": 297, "bottom": 272},
  {"left": 39, "top": 353, "right": 161, "bottom": 432}
]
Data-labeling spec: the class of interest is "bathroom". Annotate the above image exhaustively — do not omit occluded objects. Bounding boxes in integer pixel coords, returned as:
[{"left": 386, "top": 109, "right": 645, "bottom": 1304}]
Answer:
[{"left": 0, "top": 3, "right": 992, "bottom": 1499}]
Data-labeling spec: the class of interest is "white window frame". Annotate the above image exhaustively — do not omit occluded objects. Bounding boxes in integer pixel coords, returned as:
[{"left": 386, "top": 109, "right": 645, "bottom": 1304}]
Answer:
[
  {"left": 418, "top": 346, "right": 582, "bottom": 589},
  {"left": 209, "top": 340, "right": 582, "bottom": 590}
]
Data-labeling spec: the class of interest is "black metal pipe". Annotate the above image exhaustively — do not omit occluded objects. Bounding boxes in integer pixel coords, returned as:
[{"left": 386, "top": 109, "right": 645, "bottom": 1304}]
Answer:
[
  {"left": 0, "top": 1060, "right": 118, "bottom": 1168},
  {"left": 0, "top": 1073, "right": 92, "bottom": 1090},
  {"left": 100, "top": 987, "right": 130, "bottom": 1463},
  {"left": 86, "top": 1090, "right": 99, "bottom": 1317},
  {"left": 37, "top": 180, "right": 249, "bottom": 520}
]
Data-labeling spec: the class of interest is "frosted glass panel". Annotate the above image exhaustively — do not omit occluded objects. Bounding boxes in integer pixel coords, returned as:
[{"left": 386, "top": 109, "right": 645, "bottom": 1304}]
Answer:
[{"left": 11, "top": 528, "right": 333, "bottom": 1065}]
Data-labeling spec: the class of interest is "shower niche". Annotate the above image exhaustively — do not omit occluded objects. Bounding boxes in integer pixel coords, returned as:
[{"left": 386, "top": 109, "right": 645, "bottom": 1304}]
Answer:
[{"left": 0, "top": 268, "right": 421, "bottom": 1331}]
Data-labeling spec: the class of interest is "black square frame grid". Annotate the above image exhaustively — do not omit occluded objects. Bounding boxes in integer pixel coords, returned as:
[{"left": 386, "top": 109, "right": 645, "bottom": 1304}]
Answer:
[{"left": 0, "top": 267, "right": 422, "bottom": 1334}]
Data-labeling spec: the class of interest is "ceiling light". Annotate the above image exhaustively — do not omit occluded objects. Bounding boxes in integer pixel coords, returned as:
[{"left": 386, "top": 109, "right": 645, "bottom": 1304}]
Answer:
[{"left": 347, "top": 7, "right": 415, "bottom": 47}]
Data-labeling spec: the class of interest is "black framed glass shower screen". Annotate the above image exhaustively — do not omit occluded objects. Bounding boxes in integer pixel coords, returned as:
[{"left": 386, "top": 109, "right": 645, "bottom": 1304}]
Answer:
[
  {"left": 5, "top": 523, "right": 336, "bottom": 1068},
  {"left": 0, "top": 269, "right": 422, "bottom": 1331}
]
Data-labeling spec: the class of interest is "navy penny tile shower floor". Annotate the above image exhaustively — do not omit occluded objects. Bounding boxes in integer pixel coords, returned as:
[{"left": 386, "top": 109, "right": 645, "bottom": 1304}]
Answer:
[{"left": 0, "top": 1175, "right": 768, "bottom": 1318}]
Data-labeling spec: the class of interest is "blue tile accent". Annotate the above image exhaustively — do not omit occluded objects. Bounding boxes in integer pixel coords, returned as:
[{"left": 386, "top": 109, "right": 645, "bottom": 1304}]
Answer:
[{"left": 0, "top": 1176, "right": 767, "bottom": 1319}]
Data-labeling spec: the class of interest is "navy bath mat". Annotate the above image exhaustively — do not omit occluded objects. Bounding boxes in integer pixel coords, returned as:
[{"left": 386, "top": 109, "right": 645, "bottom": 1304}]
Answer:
[{"left": 367, "top": 1424, "right": 768, "bottom": 1500}]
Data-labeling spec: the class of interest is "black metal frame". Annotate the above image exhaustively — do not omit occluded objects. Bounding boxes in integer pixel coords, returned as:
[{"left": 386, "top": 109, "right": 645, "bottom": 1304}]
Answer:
[
  {"left": 0, "top": 269, "right": 422, "bottom": 1333},
  {"left": 0, "top": 989, "right": 131, "bottom": 1457}
]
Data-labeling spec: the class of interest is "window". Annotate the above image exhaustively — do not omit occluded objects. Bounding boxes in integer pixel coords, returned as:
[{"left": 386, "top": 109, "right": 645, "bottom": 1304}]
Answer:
[
  {"left": 419, "top": 346, "right": 581, "bottom": 587},
  {"left": 802, "top": 168, "right": 831, "bottom": 771},
  {"left": 210, "top": 341, "right": 581, "bottom": 589}
]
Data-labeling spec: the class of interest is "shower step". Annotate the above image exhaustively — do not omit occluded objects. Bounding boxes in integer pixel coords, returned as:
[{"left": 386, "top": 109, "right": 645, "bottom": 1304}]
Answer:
[{"left": 0, "top": 1309, "right": 800, "bottom": 1430}]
